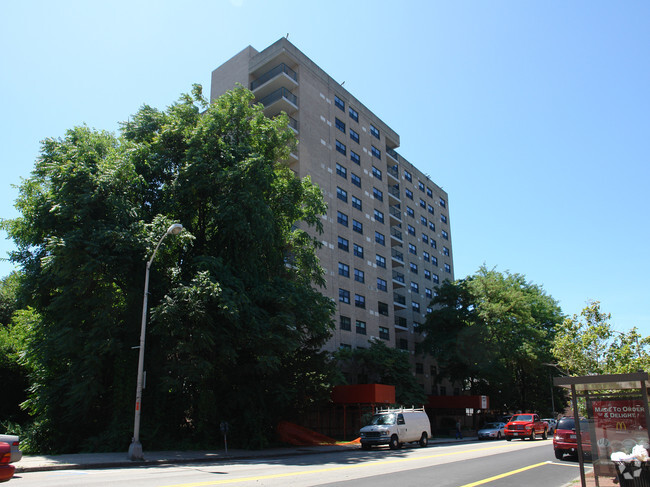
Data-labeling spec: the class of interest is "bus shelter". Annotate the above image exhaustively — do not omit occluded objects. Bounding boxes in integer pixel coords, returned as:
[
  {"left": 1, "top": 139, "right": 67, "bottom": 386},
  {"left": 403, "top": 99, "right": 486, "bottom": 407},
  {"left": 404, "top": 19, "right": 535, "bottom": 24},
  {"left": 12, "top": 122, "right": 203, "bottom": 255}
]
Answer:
[{"left": 554, "top": 372, "right": 650, "bottom": 487}]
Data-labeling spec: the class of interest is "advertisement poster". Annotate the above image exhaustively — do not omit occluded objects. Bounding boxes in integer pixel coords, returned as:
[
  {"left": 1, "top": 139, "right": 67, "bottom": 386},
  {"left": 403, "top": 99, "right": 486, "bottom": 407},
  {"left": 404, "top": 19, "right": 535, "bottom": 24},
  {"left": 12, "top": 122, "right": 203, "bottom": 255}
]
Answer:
[{"left": 593, "top": 399, "right": 646, "bottom": 433}]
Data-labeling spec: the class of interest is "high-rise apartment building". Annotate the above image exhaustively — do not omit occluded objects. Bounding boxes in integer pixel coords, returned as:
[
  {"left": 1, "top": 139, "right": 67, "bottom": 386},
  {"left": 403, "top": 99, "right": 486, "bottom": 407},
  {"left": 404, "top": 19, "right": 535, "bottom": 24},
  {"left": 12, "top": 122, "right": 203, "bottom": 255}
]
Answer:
[{"left": 210, "top": 38, "right": 453, "bottom": 394}]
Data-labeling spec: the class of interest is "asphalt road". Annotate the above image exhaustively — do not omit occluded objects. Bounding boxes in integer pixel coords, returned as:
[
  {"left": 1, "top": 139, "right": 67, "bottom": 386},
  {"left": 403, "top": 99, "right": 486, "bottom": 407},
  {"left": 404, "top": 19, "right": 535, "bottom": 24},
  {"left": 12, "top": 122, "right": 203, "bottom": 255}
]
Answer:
[{"left": 10, "top": 439, "right": 585, "bottom": 487}]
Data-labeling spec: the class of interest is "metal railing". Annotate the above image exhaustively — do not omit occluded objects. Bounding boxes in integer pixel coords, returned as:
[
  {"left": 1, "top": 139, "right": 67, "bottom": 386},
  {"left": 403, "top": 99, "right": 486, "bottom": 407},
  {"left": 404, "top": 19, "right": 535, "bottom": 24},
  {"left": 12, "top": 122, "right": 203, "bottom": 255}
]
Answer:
[
  {"left": 257, "top": 87, "right": 298, "bottom": 108},
  {"left": 391, "top": 248, "right": 404, "bottom": 262},
  {"left": 250, "top": 63, "right": 297, "bottom": 91},
  {"left": 393, "top": 293, "right": 406, "bottom": 305},
  {"left": 392, "top": 270, "right": 405, "bottom": 283},
  {"left": 390, "top": 227, "right": 402, "bottom": 240},
  {"left": 388, "top": 186, "right": 400, "bottom": 199},
  {"left": 386, "top": 147, "right": 399, "bottom": 161},
  {"left": 389, "top": 206, "right": 402, "bottom": 220}
]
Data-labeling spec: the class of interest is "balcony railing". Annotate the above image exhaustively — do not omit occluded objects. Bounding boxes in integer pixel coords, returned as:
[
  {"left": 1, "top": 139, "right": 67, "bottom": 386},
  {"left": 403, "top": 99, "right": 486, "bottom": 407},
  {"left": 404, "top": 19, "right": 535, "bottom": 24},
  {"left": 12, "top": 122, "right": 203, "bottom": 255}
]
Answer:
[
  {"left": 391, "top": 248, "right": 404, "bottom": 263},
  {"left": 389, "top": 205, "right": 402, "bottom": 221},
  {"left": 392, "top": 270, "right": 405, "bottom": 283},
  {"left": 250, "top": 63, "right": 297, "bottom": 91},
  {"left": 257, "top": 87, "right": 298, "bottom": 108},
  {"left": 390, "top": 227, "right": 402, "bottom": 240},
  {"left": 395, "top": 317, "right": 408, "bottom": 328},
  {"left": 388, "top": 186, "right": 400, "bottom": 199},
  {"left": 393, "top": 293, "right": 406, "bottom": 306},
  {"left": 386, "top": 146, "right": 399, "bottom": 162},
  {"left": 387, "top": 165, "right": 398, "bottom": 179},
  {"left": 288, "top": 116, "right": 299, "bottom": 132}
]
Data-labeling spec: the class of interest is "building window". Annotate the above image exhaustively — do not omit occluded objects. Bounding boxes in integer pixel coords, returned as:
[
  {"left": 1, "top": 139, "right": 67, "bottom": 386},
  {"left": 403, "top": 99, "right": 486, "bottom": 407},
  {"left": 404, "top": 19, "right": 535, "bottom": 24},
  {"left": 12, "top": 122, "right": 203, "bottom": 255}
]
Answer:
[
  {"left": 338, "top": 236, "right": 349, "bottom": 252},
  {"left": 353, "top": 219, "right": 363, "bottom": 234},
  {"left": 425, "top": 288, "right": 433, "bottom": 299},
  {"left": 349, "top": 128, "right": 359, "bottom": 143},
  {"left": 418, "top": 181, "right": 425, "bottom": 192},
  {"left": 340, "top": 315, "right": 351, "bottom": 331},
  {"left": 339, "top": 288, "right": 350, "bottom": 303},
  {"left": 420, "top": 216, "right": 427, "bottom": 226},
  {"left": 405, "top": 188, "right": 413, "bottom": 200},
  {"left": 370, "top": 124, "right": 380, "bottom": 139},
  {"left": 335, "top": 118, "right": 345, "bottom": 133},
  {"left": 374, "top": 209, "right": 384, "bottom": 224},
  {"left": 375, "top": 231, "right": 385, "bottom": 245},
  {"left": 373, "top": 187, "right": 383, "bottom": 201},
  {"left": 404, "top": 170, "right": 412, "bottom": 182},
  {"left": 376, "top": 254, "right": 386, "bottom": 268},
  {"left": 431, "top": 239, "right": 437, "bottom": 249},
  {"left": 411, "top": 281, "right": 419, "bottom": 293},
  {"left": 349, "top": 106, "right": 359, "bottom": 122},
  {"left": 440, "top": 197, "right": 446, "bottom": 208},
  {"left": 423, "top": 251, "right": 430, "bottom": 262},
  {"left": 399, "top": 338, "right": 408, "bottom": 350},
  {"left": 432, "top": 256, "right": 438, "bottom": 266},
  {"left": 410, "top": 262, "right": 418, "bottom": 274},
  {"left": 353, "top": 243, "right": 364, "bottom": 258},
  {"left": 379, "top": 326, "right": 389, "bottom": 340},
  {"left": 419, "top": 198, "right": 426, "bottom": 209},
  {"left": 337, "top": 211, "right": 348, "bottom": 227},
  {"left": 441, "top": 214, "right": 448, "bottom": 224},
  {"left": 356, "top": 320, "right": 367, "bottom": 334},
  {"left": 336, "top": 163, "right": 347, "bottom": 178},
  {"left": 445, "top": 263, "right": 451, "bottom": 273},
  {"left": 336, "top": 140, "right": 346, "bottom": 155},
  {"left": 442, "top": 230, "right": 449, "bottom": 240},
  {"left": 412, "top": 301, "right": 420, "bottom": 312},
  {"left": 422, "top": 233, "right": 429, "bottom": 244},
  {"left": 406, "top": 206, "right": 415, "bottom": 218},
  {"left": 429, "top": 221, "right": 435, "bottom": 231},
  {"left": 407, "top": 224, "right": 415, "bottom": 236},
  {"left": 371, "top": 145, "right": 381, "bottom": 159},
  {"left": 428, "top": 204, "right": 434, "bottom": 215},
  {"left": 355, "top": 294, "right": 366, "bottom": 308},
  {"left": 350, "top": 150, "right": 360, "bottom": 165},
  {"left": 408, "top": 243, "right": 417, "bottom": 255},
  {"left": 336, "top": 187, "right": 347, "bottom": 202},
  {"left": 416, "top": 362, "right": 424, "bottom": 374},
  {"left": 427, "top": 187, "right": 433, "bottom": 197},
  {"left": 351, "top": 172, "right": 361, "bottom": 187},
  {"left": 433, "top": 273, "right": 440, "bottom": 283},
  {"left": 443, "top": 246, "right": 450, "bottom": 256},
  {"left": 335, "top": 95, "right": 345, "bottom": 111},
  {"left": 424, "top": 269, "right": 431, "bottom": 280},
  {"left": 372, "top": 166, "right": 382, "bottom": 180},
  {"left": 354, "top": 268, "right": 365, "bottom": 283},
  {"left": 338, "top": 262, "right": 350, "bottom": 277},
  {"left": 352, "top": 195, "right": 362, "bottom": 210},
  {"left": 378, "top": 301, "right": 389, "bottom": 316},
  {"left": 377, "top": 278, "right": 387, "bottom": 291}
]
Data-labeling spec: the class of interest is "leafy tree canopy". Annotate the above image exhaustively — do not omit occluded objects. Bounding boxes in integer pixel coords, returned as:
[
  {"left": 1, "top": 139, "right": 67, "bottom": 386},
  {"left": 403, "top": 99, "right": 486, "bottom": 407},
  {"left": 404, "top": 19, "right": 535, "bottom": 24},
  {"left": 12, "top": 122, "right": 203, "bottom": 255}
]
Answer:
[
  {"left": 2, "top": 85, "right": 336, "bottom": 452},
  {"left": 418, "top": 265, "right": 564, "bottom": 413},
  {"left": 552, "top": 300, "right": 650, "bottom": 376}
]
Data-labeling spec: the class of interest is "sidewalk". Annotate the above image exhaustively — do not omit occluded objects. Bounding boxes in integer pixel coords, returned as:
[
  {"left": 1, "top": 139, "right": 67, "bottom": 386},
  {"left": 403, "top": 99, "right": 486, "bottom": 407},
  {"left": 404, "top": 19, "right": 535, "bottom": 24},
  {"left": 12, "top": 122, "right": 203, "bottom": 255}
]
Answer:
[{"left": 13, "top": 437, "right": 478, "bottom": 473}]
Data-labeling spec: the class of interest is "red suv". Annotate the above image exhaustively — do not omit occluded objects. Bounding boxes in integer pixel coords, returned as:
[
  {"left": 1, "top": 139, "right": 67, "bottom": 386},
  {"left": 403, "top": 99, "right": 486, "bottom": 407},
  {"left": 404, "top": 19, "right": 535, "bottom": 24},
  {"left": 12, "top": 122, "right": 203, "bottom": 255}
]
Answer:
[{"left": 553, "top": 417, "right": 591, "bottom": 460}]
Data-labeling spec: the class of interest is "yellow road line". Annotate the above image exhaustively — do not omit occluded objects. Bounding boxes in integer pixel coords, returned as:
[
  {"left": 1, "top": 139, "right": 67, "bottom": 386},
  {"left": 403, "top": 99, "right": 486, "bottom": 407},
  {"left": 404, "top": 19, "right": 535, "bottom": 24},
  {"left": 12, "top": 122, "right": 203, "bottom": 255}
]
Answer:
[
  {"left": 160, "top": 443, "right": 516, "bottom": 487},
  {"left": 458, "top": 461, "right": 550, "bottom": 487}
]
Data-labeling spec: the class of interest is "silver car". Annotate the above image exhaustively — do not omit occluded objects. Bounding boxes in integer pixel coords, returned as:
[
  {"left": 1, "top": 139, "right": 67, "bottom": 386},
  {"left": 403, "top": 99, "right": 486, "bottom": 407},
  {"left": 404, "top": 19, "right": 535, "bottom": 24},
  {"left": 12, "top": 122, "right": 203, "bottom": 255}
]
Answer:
[
  {"left": 477, "top": 422, "right": 506, "bottom": 440},
  {"left": 0, "top": 435, "right": 22, "bottom": 463}
]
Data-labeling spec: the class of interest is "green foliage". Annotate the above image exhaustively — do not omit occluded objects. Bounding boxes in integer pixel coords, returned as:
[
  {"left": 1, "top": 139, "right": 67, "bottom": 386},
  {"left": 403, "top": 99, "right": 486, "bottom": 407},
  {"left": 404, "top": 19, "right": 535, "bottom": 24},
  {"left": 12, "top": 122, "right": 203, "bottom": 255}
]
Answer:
[
  {"left": 335, "top": 340, "right": 427, "bottom": 406},
  {"left": 552, "top": 301, "right": 650, "bottom": 375},
  {"left": 3, "top": 84, "right": 334, "bottom": 452},
  {"left": 418, "top": 265, "right": 564, "bottom": 413}
]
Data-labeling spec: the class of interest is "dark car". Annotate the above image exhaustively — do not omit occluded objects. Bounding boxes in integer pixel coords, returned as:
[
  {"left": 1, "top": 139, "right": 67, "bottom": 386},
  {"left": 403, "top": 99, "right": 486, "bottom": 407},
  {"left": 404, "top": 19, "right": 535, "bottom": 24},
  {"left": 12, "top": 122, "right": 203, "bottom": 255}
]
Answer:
[
  {"left": 553, "top": 417, "right": 591, "bottom": 460},
  {"left": 0, "top": 442, "right": 15, "bottom": 483}
]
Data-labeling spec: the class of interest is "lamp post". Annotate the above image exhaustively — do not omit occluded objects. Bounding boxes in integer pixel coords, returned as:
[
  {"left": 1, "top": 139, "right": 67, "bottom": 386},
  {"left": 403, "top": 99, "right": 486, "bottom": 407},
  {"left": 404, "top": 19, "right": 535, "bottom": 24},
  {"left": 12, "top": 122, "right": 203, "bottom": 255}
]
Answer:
[
  {"left": 128, "top": 223, "right": 183, "bottom": 461},
  {"left": 542, "top": 362, "right": 568, "bottom": 417}
]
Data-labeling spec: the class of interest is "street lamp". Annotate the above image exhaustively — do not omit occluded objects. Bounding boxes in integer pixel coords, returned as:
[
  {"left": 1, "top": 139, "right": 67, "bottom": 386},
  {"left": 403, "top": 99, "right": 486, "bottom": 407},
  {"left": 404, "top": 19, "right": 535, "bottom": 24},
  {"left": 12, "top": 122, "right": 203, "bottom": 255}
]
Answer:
[{"left": 128, "top": 223, "right": 183, "bottom": 461}]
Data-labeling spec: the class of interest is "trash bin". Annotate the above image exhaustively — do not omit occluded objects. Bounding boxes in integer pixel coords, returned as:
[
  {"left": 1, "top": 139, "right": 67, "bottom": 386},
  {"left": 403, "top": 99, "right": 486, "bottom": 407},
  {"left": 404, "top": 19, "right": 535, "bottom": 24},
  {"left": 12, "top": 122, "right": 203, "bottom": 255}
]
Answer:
[{"left": 613, "top": 461, "right": 650, "bottom": 487}]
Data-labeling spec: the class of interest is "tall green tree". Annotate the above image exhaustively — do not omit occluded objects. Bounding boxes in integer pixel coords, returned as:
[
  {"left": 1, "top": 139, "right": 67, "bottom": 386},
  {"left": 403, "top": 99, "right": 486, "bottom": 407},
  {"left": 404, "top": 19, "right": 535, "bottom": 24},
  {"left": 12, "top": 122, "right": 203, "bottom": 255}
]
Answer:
[
  {"left": 335, "top": 340, "right": 427, "bottom": 406},
  {"left": 418, "top": 266, "right": 564, "bottom": 413},
  {"left": 552, "top": 301, "right": 650, "bottom": 375},
  {"left": 3, "top": 85, "right": 335, "bottom": 452}
]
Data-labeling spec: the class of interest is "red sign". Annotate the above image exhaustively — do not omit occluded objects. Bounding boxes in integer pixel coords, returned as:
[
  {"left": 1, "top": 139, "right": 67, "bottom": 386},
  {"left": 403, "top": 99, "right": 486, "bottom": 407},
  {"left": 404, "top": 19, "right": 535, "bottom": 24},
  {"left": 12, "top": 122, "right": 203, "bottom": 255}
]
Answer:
[{"left": 593, "top": 399, "right": 646, "bottom": 432}]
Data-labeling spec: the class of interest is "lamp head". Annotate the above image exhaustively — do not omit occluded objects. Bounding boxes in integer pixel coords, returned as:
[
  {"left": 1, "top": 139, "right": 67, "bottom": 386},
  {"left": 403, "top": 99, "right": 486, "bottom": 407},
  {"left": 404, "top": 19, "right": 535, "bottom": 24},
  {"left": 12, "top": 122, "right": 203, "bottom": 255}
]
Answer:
[{"left": 167, "top": 223, "right": 183, "bottom": 235}]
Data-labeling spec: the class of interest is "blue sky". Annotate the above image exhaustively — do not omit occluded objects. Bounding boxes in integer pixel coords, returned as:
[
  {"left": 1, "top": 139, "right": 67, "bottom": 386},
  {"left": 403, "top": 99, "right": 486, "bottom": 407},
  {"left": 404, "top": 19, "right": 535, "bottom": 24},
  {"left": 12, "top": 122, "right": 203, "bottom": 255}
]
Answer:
[{"left": 1, "top": 1, "right": 648, "bottom": 336}]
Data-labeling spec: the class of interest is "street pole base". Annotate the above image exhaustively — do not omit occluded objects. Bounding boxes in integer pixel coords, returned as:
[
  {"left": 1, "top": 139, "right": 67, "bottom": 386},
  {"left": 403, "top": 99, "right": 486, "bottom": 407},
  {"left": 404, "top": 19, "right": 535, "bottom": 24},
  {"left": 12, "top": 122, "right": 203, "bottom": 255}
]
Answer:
[{"left": 128, "top": 440, "right": 143, "bottom": 461}]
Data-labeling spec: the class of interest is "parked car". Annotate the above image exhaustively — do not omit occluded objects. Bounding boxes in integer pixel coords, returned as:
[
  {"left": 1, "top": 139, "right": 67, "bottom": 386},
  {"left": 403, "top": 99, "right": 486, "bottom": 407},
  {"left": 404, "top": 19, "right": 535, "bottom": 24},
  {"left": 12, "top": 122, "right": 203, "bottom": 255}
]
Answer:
[
  {"left": 477, "top": 422, "right": 506, "bottom": 440},
  {"left": 505, "top": 413, "right": 548, "bottom": 441},
  {"left": 360, "top": 407, "right": 431, "bottom": 450},
  {"left": 542, "top": 418, "right": 557, "bottom": 434},
  {"left": 0, "top": 436, "right": 21, "bottom": 464},
  {"left": 0, "top": 442, "right": 15, "bottom": 483},
  {"left": 553, "top": 416, "right": 591, "bottom": 460}
]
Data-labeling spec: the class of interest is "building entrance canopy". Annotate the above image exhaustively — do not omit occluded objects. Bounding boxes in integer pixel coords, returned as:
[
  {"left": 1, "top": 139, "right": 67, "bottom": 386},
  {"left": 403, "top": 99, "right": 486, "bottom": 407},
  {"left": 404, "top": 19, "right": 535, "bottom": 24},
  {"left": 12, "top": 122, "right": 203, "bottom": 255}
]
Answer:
[{"left": 554, "top": 372, "right": 650, "bottom": 487}]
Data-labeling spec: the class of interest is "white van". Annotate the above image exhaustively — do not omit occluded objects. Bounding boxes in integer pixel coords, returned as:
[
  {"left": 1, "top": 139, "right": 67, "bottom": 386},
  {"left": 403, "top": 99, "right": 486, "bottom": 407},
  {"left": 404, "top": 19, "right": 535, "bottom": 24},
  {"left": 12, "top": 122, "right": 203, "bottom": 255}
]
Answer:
[{"left": 359, "top": 407, "right": 431, "bottom": 450}]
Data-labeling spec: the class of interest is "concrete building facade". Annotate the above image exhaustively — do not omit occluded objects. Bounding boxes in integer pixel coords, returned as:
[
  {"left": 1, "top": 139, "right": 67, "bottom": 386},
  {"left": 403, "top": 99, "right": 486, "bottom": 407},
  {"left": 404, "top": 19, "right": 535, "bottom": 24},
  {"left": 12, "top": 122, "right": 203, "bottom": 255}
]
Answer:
[{"left": 210, "top": 38, "right": 454, "bottom": 395}]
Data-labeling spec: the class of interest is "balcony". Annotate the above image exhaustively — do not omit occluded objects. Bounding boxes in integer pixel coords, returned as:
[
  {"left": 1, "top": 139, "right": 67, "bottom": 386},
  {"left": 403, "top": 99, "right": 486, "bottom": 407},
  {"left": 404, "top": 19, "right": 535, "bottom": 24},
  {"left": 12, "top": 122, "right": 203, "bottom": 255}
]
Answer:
[
  {"left": 391, "top": 248, "right": 404, "bottom": 266},
  {"left": 389, "top": 205, "right": 402, "bottom": 224},
  {"left": 394, "top": 316, "right": 408, "bottom": 330},
  {"left": 387, "top": 164, "right": 399, "bottom": 181},
  {"left": 257, "top": 87, "right": 298, "bottom": 116},
  {"left": 250, "top": 63, "right": 298, "bottom": 102},
  {"left": 390, "top": 226, "right": 403, "bottom": 242},
  {"left": 386, "top": 146, "right": 400, "bottom": 162},
  {"left": 288, "top": 116, "right": 299, "bottom": 133},
  {"left": 388, "top": 185, "right": 400, "bottom": 203},
  {"left": 392, "top": 270, "right": 405, "bottom": 288},
  {"left": 393, "top": 293, "right": 406, "bottom": 309}
]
